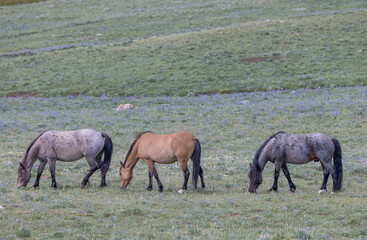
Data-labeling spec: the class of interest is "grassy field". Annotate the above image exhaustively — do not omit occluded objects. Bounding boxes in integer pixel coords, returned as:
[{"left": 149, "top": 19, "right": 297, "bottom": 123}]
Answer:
[
  {"left": 1, "top": 0, "right": 367, "bottom": 96},
  {"left": 1, "top": 0, "right": 367, "bottom": 239},
  {"left": 1, "top": 86, "right": 367, "bottom": 239}
]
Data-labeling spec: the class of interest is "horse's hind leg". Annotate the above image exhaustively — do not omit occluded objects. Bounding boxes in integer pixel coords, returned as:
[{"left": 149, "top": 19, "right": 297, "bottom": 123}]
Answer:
[
  {"left": 178, "top": 160, "right": 190, "bottom": 194},
  {"left": 318, "top": 163, "right": 330, "bottom": 193},
  {"left": 199, "top": 166, "right": 206, "bottom": 189},
  {"left": 282, "top": 163, "right": 296, "bottom": 192},
  {"left": 47, "top": 158, "right": 57, "bottom": 189},
  {"left": 33, "top": 160, "right": 47, "bottom": 189},
  {"left": 82, "top": 156, "right": 99, "bottom": 187},
  {"left": 321, "top": 161, "right": 337, "bottom": 193},
  {"left": 81, "top": 167, "right": 98, "bottom": 187}
]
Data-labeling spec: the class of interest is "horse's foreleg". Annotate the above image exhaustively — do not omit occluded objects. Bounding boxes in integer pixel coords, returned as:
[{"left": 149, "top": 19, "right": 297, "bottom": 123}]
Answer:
[
  {"left": 269, "top": 161, "right": 282, "bottom": 192},
  {"left": 33, "top": 160, "right": 47, "bottom": 189},
  {"left": 144, "top": 160, "right": 163, "bottom": 191},
  {"left": 319, "top": 163, "right": 330, "bottom": 193},
  {"left": 282, "top": 163, "right": 296, "bottom": 192},
  {"left": 47, "top": 159, "right": 57, "bottom": 189}
]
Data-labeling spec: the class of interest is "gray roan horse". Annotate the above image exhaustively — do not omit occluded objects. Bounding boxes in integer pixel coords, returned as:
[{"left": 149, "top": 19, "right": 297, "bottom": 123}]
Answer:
[
  {"left": 17, "top": 129, "right": 113, "bottom": 189},
  {"left": 248, "top": 132, "right": 342, "bottom": 193}
]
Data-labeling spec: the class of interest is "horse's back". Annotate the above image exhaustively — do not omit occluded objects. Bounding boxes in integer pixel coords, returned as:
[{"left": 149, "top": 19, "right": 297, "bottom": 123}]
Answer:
[
  {"left": 138, "top": 131, "right": 195, "bottom": 163},
  {"left": 279, "top": 132, "right": 335, "bottom": 163},
  {"left": 37, "top": 129, "right": 104, "bottom": 161}
]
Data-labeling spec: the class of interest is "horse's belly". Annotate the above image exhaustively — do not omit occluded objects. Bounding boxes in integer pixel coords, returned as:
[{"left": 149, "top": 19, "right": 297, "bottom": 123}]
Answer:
[
  {"left": 56, "top": 151, "right": 84, "bottom": 161},
  {"left": 146, "top": 152, "right": 177, "bottom": 164},
  {"left": 156, "top": 155, "right": 177, "bottom": 164}
]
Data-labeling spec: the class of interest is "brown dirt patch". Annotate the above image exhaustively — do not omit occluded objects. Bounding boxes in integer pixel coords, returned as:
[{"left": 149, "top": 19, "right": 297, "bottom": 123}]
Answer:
[
  {"left": 240, "top": 56, "right": 282, "bottom": 63},
  {"left": 7, "top": 92, "right": 38, "bottom": 98}
]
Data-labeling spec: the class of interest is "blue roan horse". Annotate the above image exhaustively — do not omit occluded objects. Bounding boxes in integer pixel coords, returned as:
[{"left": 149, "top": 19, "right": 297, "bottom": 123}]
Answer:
[
  {"left": 248, "top": 132, "right": 342, "bottom": 193},
  {"left": 17, "top": 129, "right": 113, "bottom": 189}
]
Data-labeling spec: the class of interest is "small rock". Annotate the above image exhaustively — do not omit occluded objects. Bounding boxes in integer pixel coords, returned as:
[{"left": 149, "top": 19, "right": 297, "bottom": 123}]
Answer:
[{"left": 116, "top": 104, "right": 134, "bottom": 111}]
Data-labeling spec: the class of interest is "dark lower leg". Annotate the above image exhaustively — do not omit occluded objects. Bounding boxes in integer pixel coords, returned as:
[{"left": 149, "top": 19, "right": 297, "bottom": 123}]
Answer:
[
  {"left": 33, "top": 161, "right": 47, "bottom": 188},
  {"left": 82, "top": 167, "right": 98, "bottom": 186},
  {"left": 152, "top": 168, "right": 163, "bottom": 192},
  {"left": 147, "top": 170, "right": 153, "bottom": 191},
  {"left": 282, "top": 164, "right": 296, "bottom": 192},
  {"left": 199, "top": 167, "right": 206, "bottom": 189},
  {"left": 181, "top": 169, "right": 190, "bottom": 190},
  {"left": 269, "top": 168, "right": 280, "bottom": 191},
  {"left": 49, "top": 162, "right": 57, "bottom": 189},
  {"left": 320, "top": 165, "right": 330, "bottom": 191}
]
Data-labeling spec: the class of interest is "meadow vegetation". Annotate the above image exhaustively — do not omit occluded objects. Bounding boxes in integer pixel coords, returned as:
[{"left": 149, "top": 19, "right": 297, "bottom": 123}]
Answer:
[
  {"left": 1, "top": 87, "right": 367, "bottom": 239},
  {"left": 1, "top": 0, "right": 367, "bottom": 239},
  {"left": 0, "top": 0, "right": 366, "bottom": 96}
]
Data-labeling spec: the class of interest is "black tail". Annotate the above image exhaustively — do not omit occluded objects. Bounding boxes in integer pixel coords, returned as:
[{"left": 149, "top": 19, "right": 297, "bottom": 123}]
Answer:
[
  {"left": 191, "top": 138, "right": 201, "bottom": 190},
  {"left": 332, "top": 138, "right": 343, "bottom": 191},
  {"left": 100, "top": 133, "right": 113, "bottom": 175}
]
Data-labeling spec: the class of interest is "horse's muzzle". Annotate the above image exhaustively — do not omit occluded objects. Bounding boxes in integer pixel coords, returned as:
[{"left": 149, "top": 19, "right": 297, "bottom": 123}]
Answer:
[{"left": 120, "top": 185, "right": 125, "bottom": 190}]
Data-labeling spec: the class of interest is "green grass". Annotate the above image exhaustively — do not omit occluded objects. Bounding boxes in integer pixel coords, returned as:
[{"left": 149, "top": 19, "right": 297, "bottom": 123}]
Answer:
[
  {"left": 1, "top": 0, "right": 367, "bottom": 239},
  {"left": 0, "top": 86, "right": 367, "bottom": 239},
  {"left": 1, "top": 0, "right": 367, "bottom": 97}
]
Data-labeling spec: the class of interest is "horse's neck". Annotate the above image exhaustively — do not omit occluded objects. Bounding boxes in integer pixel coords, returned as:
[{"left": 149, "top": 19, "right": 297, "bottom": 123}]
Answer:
[
  {"left": 124, "top": 149, "right": 139, "bottom": 170},
  {"left": 23, "top": 145, "right": 39, "bottom": 171},
  {"left": 258, "top": 147, "right": 270, "bottom": 170}
]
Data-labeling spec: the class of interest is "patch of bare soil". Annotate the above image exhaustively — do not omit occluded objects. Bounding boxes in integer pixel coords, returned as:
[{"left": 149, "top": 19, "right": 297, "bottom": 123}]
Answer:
[
  {"left": 240, "top": 56, "right": 282, "bottom": 63},
  {"left": 7, "top": 92, "right": 38, "bottom": 98}
]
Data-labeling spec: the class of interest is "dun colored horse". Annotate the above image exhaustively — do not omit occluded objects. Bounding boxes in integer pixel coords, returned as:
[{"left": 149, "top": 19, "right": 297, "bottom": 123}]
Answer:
[
  {"left": 248, "top": 132, "right": 342, "bottom": 193},
  {"left": 119, "top": 131, "right": 205, "bottom": 193},
  {"left": 17, "top": 129, "right": 113, "bottom": 189}
]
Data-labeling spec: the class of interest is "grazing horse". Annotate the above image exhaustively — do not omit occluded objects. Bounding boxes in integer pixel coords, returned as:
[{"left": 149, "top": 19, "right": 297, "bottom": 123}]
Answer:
[
  {"left": 119, "top": 131, "right": 206, "bottom": 193},
  {"left": 248, "top": 132, "right": 342, "bottom": 193},
  {"left": 17, "top": 129, "right": 113, "bottom": 189}
]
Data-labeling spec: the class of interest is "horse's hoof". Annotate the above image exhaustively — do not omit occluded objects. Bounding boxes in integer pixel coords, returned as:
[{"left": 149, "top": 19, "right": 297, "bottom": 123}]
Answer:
[
  {"left": 98, "top": 184, "right": 107, "bottom": 188},
  {"left": 158, "top": 188, "right": 163, "bottom": 192},
  {"left": 318, "top": 189, "right": 327, "bottom": 194},
  {"left": 268, "top": 188, "right": 277, "bottom": 192},
  {"left": 290, "top": 188, "right": 296, "bottom": 193},
  {"left": 178, "top": 189, "right": 186, "bottom": 194},
  {"left": 146, "top": 187, "right": 152, "bottom": 191}
]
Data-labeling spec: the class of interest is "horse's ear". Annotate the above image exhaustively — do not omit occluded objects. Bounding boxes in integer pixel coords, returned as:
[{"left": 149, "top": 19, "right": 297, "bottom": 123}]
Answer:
[{"left": 120, "top": 161, "right": 124, "bottom": 168}]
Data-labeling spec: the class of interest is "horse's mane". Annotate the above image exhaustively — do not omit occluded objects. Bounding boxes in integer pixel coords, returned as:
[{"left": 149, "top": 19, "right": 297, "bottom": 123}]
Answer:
[
  {"left": 21, "top": 130, "right": 49, "bottom": 166},
  {"left": 123, "top": 131, "right": 152, "bottom": 167},
  {"left": 251, "top": 131, "right": 286, "bottom": 168}
]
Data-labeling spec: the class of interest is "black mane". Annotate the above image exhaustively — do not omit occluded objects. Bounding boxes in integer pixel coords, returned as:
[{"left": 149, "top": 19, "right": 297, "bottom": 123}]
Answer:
[
  {"left": 123, "top": 131, "right": 152, "bottom": 167},
  {"left": 21, "top": 130, "right": 49, "bottom": 166},
  {"left": 251, "top": 131, "right": 286, "bottom": 168}
]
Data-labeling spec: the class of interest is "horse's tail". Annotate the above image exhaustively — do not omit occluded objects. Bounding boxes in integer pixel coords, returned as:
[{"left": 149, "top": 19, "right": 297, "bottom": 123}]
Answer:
[
  {"left": 332, "top": 138, "right": 343, "bottom": 191},
  {"left": 191, "top": 138, "right": 201, "bottom": 190},
  {"left": 100, "top": 133, "right": 113, "bottom": 175}
]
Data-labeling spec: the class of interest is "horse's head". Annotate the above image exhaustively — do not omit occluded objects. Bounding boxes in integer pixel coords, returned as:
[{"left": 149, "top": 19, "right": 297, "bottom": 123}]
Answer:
[
  {"left": 119, "top": 161, "right": 133, "bottom": 190},
  {"left": 248, "top": 163, "right": 262, "bottom": 193},
  {"left": 17, "top": 161, "right": 31, "bottom": 188}
]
